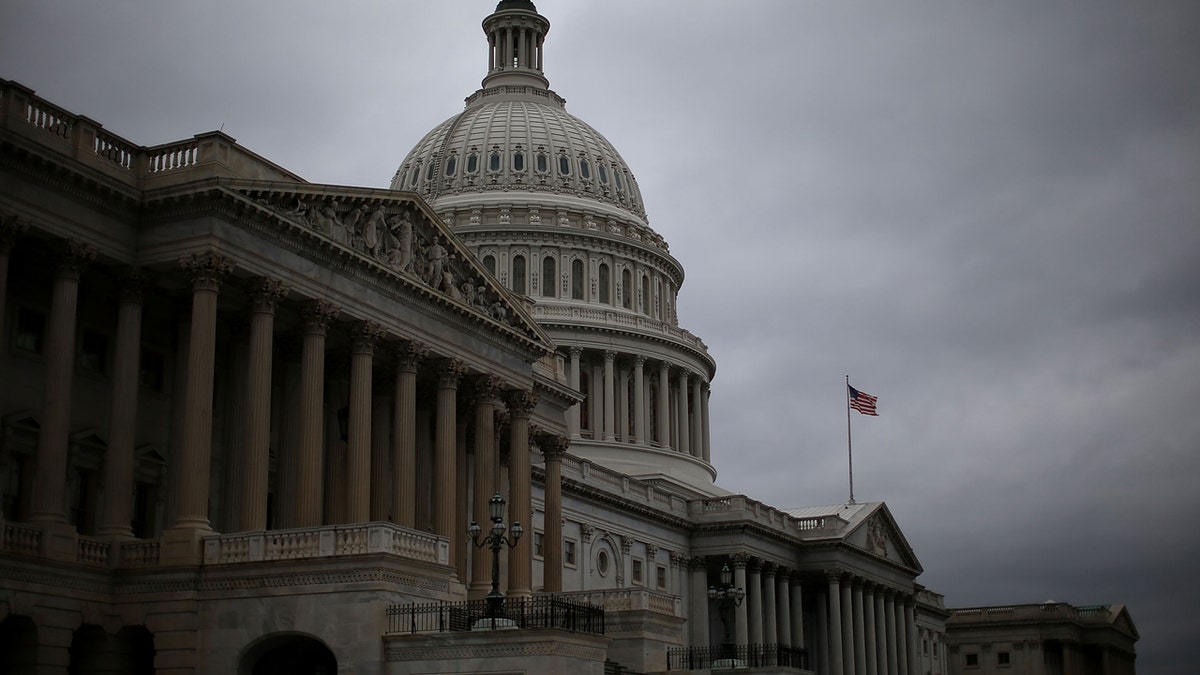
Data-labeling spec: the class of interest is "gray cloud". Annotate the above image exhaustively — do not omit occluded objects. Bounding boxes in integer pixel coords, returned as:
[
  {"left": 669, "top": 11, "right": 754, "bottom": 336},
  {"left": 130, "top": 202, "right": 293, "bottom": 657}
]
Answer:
[{"left": 3, "top": 1, "right": 1197, "bottom": 671}]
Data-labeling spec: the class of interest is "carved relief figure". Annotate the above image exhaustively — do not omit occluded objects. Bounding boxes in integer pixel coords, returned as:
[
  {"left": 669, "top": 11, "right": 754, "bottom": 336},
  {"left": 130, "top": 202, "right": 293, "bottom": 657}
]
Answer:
[
  {"left": 426, "top": 237, "right": 448, "bottom": 287},
  {"left": 364, "top": 204, "right": 387, "bottom": 253},
  {"left": 866, "top": 518, "right": 889, "bottom": 558}
]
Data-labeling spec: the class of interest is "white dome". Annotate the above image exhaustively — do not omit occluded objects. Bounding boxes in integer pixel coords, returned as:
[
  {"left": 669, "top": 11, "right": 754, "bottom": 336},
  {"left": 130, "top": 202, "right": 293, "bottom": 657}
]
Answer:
[{"left": 391, "top": 95, "right": 648, "bottom": 224}]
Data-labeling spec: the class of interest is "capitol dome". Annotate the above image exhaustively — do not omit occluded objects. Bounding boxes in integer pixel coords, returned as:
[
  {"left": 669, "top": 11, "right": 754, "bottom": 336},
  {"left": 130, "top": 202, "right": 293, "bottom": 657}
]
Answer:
[{"left": 391, "top": 0, "right": 721, "bottom": 495}]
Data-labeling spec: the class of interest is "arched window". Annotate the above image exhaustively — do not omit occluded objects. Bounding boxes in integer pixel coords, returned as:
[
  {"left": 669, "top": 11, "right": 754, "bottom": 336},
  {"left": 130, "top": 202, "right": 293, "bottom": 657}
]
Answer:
[
  {"left": 536, "top": 150, "right": 549, "bottom": 174},
  {"left": 571, "top": 259, "right": 584, "bottom": 300},
  {"left": 466, "top": 152, "right": 479, "bottom": 174},
  {"left": 483, "top": 254, "right": 496, "bottom": 275},
  {"left": 558, "top": 154, "right": 571, "bottom": 176},
  {"left": 512, "top": 255, "right": 527, "bottom": 295},
  {"left": 410, "top": 164, "right": 421, "bottom": 186},
  {"left": 580, "top": 370, "right": 591, "bottom": 432},
  {"left": 512, "top": 150, "right": 525, "bottom": 172},
  {"left": 488, "top": 150, "right": 502, "bottom": 173},
  {"left": 621, "top": 269, "right": 632, "bottom": 309},
  {"left": 542, "top": 256, "right": 556, "bottom": 297},
  {"left": 648, "top": 380, "right": 659, "bottom": 443},
  {"left": 598, "top": 164, "right": 609, "bottom": 185},
  {"left": 425, "top": 161, "right": 437, "bottom": 181},
  {"left": 641, "top": 274, "right": 651, "bottom": 316},
  {"left": 598, "top": 264, "right": 610, "bottom": 304},
  {"left": 444, "top": 155, "right": 457, "bottom": 176},
  {"left": 579, "top": 157, "right": 591, "bottom": 179}
]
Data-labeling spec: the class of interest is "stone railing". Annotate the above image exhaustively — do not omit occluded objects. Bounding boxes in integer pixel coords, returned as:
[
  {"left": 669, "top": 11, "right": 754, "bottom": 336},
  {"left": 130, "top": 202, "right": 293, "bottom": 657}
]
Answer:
[
  {"left": 689, "top": 496, "right": 846, "bottom": 537},
  {"left": 529, "top": 304, "right": 709, "bottom": 356},
  {"left": 555, "top": 454, "right": 689, "bottom": 519},
  {"left": 1, "top": 78, "right": 304, "bottom": 189},
  {"left": 950, "top": 602, "right": 1112, "bottom": 625},
  {"left": 119, "top": 540, "right": 161, "bottom": 567},
  {"left": 2, "top": 520, "right": 42, "bottom": 556},
  {"left": 202, "top": 522, "right": 450, "bottom": 566},
  {"left": 554, "top": 588, "right": 681, "bottom": 617},
  {"left": 77, "top": 536, "right": 111, "bottom": 566}
]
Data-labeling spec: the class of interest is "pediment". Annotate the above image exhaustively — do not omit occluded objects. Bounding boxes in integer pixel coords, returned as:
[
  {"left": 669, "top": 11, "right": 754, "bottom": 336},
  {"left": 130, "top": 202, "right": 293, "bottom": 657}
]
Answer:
[
  {"left": 846, "top": 503, "right": 922, "bottom": 573},
  {"left": 233, "top": 184, "right": 555, "bottom": 355}
]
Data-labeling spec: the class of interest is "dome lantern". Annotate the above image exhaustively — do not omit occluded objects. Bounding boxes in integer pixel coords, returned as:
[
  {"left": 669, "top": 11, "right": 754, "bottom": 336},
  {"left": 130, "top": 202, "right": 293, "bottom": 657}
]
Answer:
[{"left": 482, "top": 0, "right": 551, "bottom": 91}]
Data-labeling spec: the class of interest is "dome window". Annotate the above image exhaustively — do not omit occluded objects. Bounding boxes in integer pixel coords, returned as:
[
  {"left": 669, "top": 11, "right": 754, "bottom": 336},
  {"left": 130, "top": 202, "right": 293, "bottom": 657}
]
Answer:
[
  {"left": 466, "top": 152, "right": 479, "bottom": 175},
  {"left": 598, "top": 263, "right": 611, "bottom": 304},
  {"left": 483, "top": 255, "right": 496, "bottom": 275},
  {"left": 558, "top": 154, "right": 571, "bottom": 176},
  {"left": 614, "top": 170, "right": 625, "bottom": 192},
  {"left": 598, "top": 164, "right": 609, "bottom": 185},
  {"left": 425, "top": 161, "right": 437, "bottom": 181},
  {"left": 622, "top": 269, "right": 632, "bottom": 309},
  {"left": 445, "top": 155, "right": 457, "bottom": 176},
  {"left": 541, "top": 256, "right": 556, "bottom": 297},
  {"left": 409, "top": 164, "right": 421, "bottom": 187},
  {"left": 579, "top": 158, "right": 591, "bottom": 180},
  {"left": 571, "top": 259, "right": 584, "bottom": 300},
  {"left": 512, "top": 151, "right": 525, "bottom": 173},
  {"left": 536, "top": 151, "right": 549, "bottom": 174},
  {"left": 512, "top": 255, "right": 527, "bottom": 295},
  {"left": 489, "top": 150, "right": 502, "bottom": 173}
]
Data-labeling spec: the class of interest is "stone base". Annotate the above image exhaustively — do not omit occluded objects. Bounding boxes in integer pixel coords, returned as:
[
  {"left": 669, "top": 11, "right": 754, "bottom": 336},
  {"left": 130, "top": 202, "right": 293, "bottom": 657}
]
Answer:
[
  {"left": 471, "top": 617, "right": 519, "bottom": 631},
  {"left": 159, "top": 525, "right": 211, "bottom": 565}
]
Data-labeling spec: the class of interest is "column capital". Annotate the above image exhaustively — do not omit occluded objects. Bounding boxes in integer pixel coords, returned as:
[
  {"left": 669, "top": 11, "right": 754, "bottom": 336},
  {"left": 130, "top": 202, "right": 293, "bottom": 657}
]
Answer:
[
  {"left": 395, "top": 339, "right": 430, "bottom": 371},
  {"left": 670, "top": 551, "right": 689, "bottom": 568},
  {"left": 116, "top": 267, "right": 152, "bottom": 304},
  {"left": 632, "top": 353, "right": 646, "bottom": 367},
  {"left": 301, "top": 299, "right": 339, "bottom": 333},
  {"left": 0, "top": 212, "right": 28, "bottom": 253},
  {"left": 568, "top": 346, "right": 583, "bottom": 358},
  {"left": 580, "top": 523, "right": 595, "bottom": 543},
  {"left": 469, "top": 373, "right": 504, "bottom": 402},
  {"left": 603, "top": 349, "right": 616, "bottom": 363},
  {"left": 657, "top": 362, "right": 672, "bottom": 377},
  {"left": 494, "top": 408, "right": 510, "bottom": 434},
  {"left": 57, "top": 239, "right": 98, "bottom": 280},
  {"left": 533, "top": 429, "right": 570, "bottom": 458},
  {"left": 437, "top": 358, "right": 467, "bottom": 388},
  {"left": 645, "top": 543, "right": 659, "bottom": 559},
  {"left": 180, "top": 251, "right": 230, "bottom": 291},
  {"left": 619, "top": 535, "right": 634, "bottom": 555},
  {"left": 825, "top": 567, "right": 846, "bottom": 583},
  {"left": 249, "top": 276, "right": 288, "bottom": 313},
  {"left": 730, "top": 552, "right": 751, "bottom": 569},
  {"left": 351, "top": 320, "right": 384, "bottom": 354},
  {"left": 762, "top": 561, "right": 777, "bottom": 577},
  {"left": 688, "top": 555, "right": 708, "bottom": 570},
  {"left": 504, "top": 389, "right": 538, "bottom": 417}
]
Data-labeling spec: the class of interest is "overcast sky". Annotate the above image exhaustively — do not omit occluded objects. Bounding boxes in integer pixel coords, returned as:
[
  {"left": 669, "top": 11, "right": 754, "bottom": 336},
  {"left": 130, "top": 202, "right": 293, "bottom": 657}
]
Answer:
[{"left": 4, "top": 1, "right": 1198, "bottom": 672}]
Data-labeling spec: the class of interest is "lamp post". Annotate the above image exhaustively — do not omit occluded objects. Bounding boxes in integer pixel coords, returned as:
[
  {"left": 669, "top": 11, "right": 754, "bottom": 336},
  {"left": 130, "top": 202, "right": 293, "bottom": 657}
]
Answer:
[
  {"left": 467, "top": 492, "right": 523, "bottom": 619},
  {"left": 707, "top": 563, "right": 745, "bottom": 661}
]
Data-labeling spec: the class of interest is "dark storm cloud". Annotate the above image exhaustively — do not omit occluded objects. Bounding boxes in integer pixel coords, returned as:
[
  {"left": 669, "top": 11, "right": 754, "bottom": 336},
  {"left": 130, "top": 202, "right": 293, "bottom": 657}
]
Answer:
[{"left": 3, "top": 1, "right": 1197, "bottom": 672}]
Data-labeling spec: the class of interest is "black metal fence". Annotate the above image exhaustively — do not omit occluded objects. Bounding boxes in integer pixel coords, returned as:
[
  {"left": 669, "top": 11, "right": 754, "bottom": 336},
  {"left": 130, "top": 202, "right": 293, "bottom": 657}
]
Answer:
[
  {"left": 387, "top": 595, "right": 605, "bottom": 636},
  {"left": 667, "top": 643, "right": 809, "bottom": 671}
]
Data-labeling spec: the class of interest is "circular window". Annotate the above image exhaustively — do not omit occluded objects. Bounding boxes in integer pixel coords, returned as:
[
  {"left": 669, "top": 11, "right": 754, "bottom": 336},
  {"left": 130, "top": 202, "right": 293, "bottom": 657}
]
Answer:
[{"left": 597, "top": 550, "right": 610, "bottom": 576}]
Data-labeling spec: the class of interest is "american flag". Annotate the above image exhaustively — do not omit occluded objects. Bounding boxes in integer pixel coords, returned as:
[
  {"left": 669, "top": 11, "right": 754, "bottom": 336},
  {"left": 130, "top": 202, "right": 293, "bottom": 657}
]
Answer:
[{"left": 848, "top": 385, "right": 879, "bottom": 416}]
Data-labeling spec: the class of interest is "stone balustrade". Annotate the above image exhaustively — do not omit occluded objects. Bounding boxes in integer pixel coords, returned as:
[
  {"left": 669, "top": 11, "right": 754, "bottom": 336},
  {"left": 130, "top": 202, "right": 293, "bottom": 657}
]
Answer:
[
  {"left": 202, "top": 522, "right": 450, "bottom": 567},
  {"left": 2, "top": 520, "right": 42, "bottom": 556},
  {"left": 689, "top": 496, "right": 845, "bottom": 537},
  {"left": 951, "top": 602, "right": 1114, "bottom": 625},
  {"left": 530, "top": 304, "right": 709, "bottom": 354},
  {"left": 554, "top": 587, "right": 681, "bottom": 617}
]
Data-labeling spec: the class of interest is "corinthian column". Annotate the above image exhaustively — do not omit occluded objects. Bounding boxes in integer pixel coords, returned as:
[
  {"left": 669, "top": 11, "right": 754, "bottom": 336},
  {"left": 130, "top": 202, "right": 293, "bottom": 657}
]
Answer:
[
  {"left": 294, "top": 300, "right": 338, "bottom": 527},
  {"left": 657, "top": 364, "right": 671, "bottom": 449},
  {"left": 167, "top": 252, "right": 229, "bottom": 536},
  {"left": 99, "top": 269, "right": 148, "bottom": 538},
  {"left": 567, "top": 347, "right": 582, "bottom": 438},
  {"left": 539, "top": 432, "right": 570, "bottom": 592},
  {"left": 392, "top": 341, "right": 428, "bottom": 528},
  {"left": 827, "top": 571, "right": 845, "bottom": 675},
  {"left": 469, "top": 374, "right": 503, "bottom": 594},
  {"left": 435, "top": 359, "right": 466, "bottom": 572},
  {"left": 506, "top": 389, "right": 537, "bottom": 598},
  {"left": 632, "top": 355, "right": 646, "bottom": 444},
  {"left": 676, "top": 369, "right": 690, "bottom": 455},
  {"left": 229, "top": 278, "right": 286, "bottom": 532},
  {"left": 701, "top": 383, "right": 712, "bottom": 462},
  {"left": 602, "top": 351, "right": 616, "bottom": 440},
  {"left": 30, "top": 241, "right": 95, "bottom": 525},
  {"left": 732, "top": 554, "right": 750, "bottom": 647},
  {"left": 0, "top": 215, "right": 26, "bottom": 383},
  {"left": 853, "top": 578, "right": 867, "bottom": 675},
  {"left": 345, "top": 321, "right": 382, "bottom": 524}
]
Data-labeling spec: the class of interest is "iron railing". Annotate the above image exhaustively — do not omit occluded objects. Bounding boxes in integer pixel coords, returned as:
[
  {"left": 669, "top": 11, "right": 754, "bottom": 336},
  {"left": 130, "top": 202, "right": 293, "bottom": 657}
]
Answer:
[
  {"left": 387, "top": 595, "right": 605, "bottom": 636},
  {"left": 667, "top": 643, "right": 809, "bottom": 671}
]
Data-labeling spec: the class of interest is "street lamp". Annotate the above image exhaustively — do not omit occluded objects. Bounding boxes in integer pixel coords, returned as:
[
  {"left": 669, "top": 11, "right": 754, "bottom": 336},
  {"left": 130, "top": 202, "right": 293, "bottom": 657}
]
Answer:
[
  {"left": 707, "top": 563, "right": 745, "bottom": 661},
  {"left": 467, "top": 492, "right": 523, "bottom": 619}
]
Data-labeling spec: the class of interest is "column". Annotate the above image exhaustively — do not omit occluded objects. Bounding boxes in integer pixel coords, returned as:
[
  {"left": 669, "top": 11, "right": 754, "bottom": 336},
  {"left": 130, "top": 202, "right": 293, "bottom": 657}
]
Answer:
[
  {"left": 539, "top": 433, "right": 569, "bottom": 592},
  {"left": 885, "top": 590, "right": 898, "bottom": 675},
  {"left": 231, "top": 278, "right": 285, "bottom": 532},
  {"left": 732, "top": 554, "right": 750, "bottom": 647},
  {"left": 895, "top": 597, "right": 908, "bottom": 675},
  {"left": 435, "top": 359, "right": 465, "bottom": 573},
  {"left": 370, "top": 391, "right": 390, "bottom": 521},
  {"left": 98, "top": 270, "right": 147, "bottom": 538},
  {"left": 602, "top": 350, "right": 616, "bottom": 440},
  {"left": 790, "top": 573, "right": 805, "bottom": 649},
  {"left": 777, "top": 569, "right": 792, "bottom": 648},
  {"left": 30, "top": 241, "right": 95, "bottom": 525},
  {"left": 689, "top": 556, "right": 710, "bottom": 648},
  {"left": 841, "top": 575, "right": 854, "bottom": 675},
  {"left": 748, "top": 560, "right": 764, "bottom": 645},
  {"left": 469, "top": 375, "right": 501, "bottom": 593},
  {"left": 691, "top": 376, "right": 703, "bottom": 458},
  {"left": 827, "top": 571, "right": 845, "bottom": 675},
  {"left": 817, "top": 589, "right": 830, "bottom": 675},
  {"left": 274, "top": 340, "right": 301, "bottom": 528},
  {"left": 701, "top": 383, "right": 712, "bottom": 462},
  {"left": 763, "top": 564, "right": 778, "bottom": 646},
  {"left": 0, "top": 215, "right": 26, "bottom": 383},
  {"left": 505, "top": 389, "right": 537, "bottom": 598},
  {"left": 567, "top": 347, "right": 582, "bottom": 438},
  {"left": 293, "top": 300, "right": 337, "bottom": 527},
  {"left": 392, "top": 341, "right": 427, "bottom": 528},
  {"left": 864, "top": 584, "right": 878, "bottom": 675},
  {"left": 874, "top": 589, "right": 888, "bottom": 675},
  {"left": 656, "top": 364, "right": 671, "bottom": 450},
  {"left": 632, "top": 355, "right": 646, "bottom": 444},
  {"left": 616, "top": 362, "right": 629, "bottom": 441},
  {"left": 166, "top": 252, "right": 228, "bottom": 535},
  {"left": 345, "top": 322, "right": 381, "bottom": 524},
  {"left": 853, "top": 579, "right": 867, "bottom": 675},
  {"left": 676, "top": 369, "right": 690, "bottom": 455},
  {"left": 904, "top": 599, "right": 918, "bottom": 675}
]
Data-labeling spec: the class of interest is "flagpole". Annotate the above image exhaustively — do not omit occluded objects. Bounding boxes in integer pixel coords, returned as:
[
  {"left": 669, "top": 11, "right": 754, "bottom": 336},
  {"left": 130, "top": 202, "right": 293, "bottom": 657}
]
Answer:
[{"left": 846, "top": 375, "right": 855, "bottom": 504}]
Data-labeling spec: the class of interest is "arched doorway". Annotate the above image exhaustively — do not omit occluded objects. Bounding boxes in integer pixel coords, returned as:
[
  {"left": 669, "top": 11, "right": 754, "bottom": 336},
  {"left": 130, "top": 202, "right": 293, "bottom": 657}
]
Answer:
[{"left": 241, "top": 633, "right": 336, "bottom": 675}]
